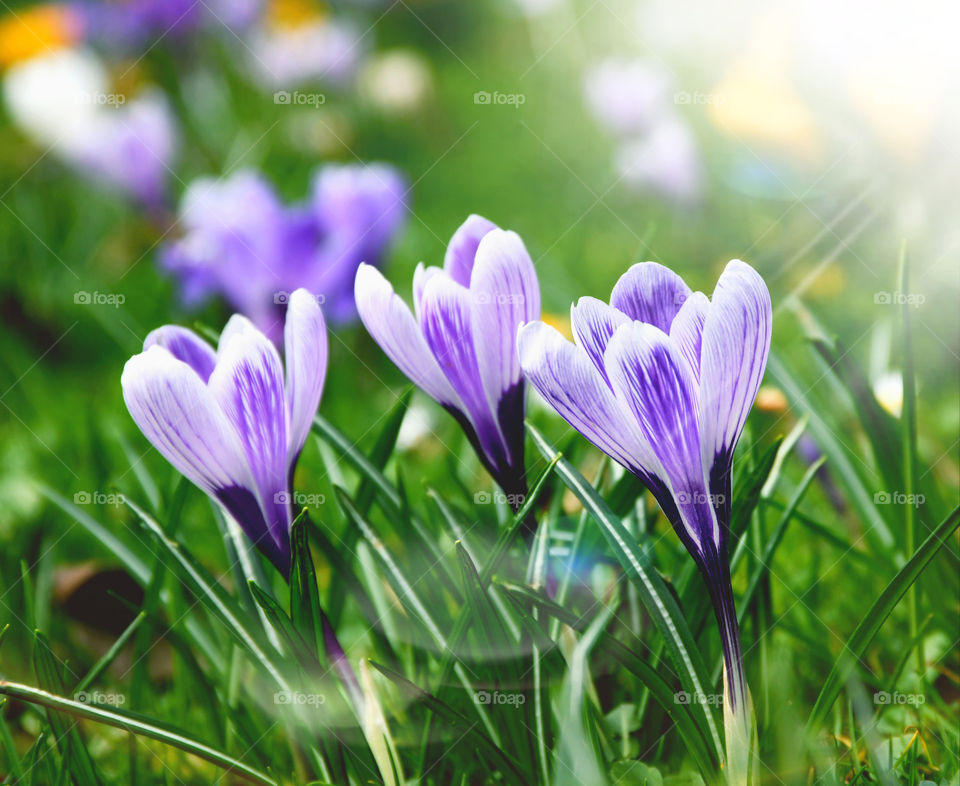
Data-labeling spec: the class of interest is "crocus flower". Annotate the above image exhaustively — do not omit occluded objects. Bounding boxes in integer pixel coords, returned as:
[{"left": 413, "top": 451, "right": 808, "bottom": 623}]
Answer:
[
  {"left": 121, "top": 289, "right": 327, "bottom": 573},
  {"left": 355, "top": 215, "right": 540, "bottom": 505},
  {"left": 161, "top": 164, "right": 406, "bottom": 342},
  {"left": 518, "top": 260, "right": 770, "bottom": 745}
]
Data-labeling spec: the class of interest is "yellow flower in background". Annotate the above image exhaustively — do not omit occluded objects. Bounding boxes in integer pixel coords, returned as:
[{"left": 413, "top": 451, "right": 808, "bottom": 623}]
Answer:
[
  {"left": 0, "top": 4, "right": 82, "bottom": 68},
  {"left": 540, "top": 310, "right": 572, "bottom": 340},
  {"left": 755, "top": 386, "right": 789, "bottom": 414},
  {"left": 266, "top": 0, "right": 327, "bottom": 29}
]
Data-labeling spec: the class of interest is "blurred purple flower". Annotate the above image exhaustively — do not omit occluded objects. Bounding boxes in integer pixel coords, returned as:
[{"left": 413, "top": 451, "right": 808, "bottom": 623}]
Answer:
[
  {"left": 71, "top": 89, "right": 178, "bottom": 207},
  {"left": 161, "top": 163, "right": 406, "bottom": 341},
  {"left": 355, "top": 215, "right": 541, "bottom": 501},
  {"left": 122, "top": 289, "right": 327, "bottom": 573},
  {"left": 518, "top": 260, "right": 771, "bottom": 722},
  {"left": 78, "top": 0, "right": 263, "bottom": 49},
  {"left": 583, "top": 58, "right": 672, "bottom": 137},
  {"left": 615, "top": 115, "right": 703, "bottom": 204}
]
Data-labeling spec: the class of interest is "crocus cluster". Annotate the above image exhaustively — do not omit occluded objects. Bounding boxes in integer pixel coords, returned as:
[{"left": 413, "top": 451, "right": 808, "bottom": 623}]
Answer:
[
  {"left": 161, "top": 165, "right": 406, "bottom": 342},
  {"left": 122, "top": 289, "right": 327, "bottom": 573},
  {"left": 518, "top": 260, "right": 771, "bottom": 728},
  {"left": 355, "top": 215, "right": 540, "bottom": 506}
]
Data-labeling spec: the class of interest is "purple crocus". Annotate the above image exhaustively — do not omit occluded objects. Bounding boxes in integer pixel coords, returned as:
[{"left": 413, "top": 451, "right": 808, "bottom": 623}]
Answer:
[
  {"left": 355, "top": 215, "right": 541, "bottom": 507},
  {"left": 121, "top": 288, "right": 327, "bottom": 573},
  {"left": 161, "top": 164, "right": 406, "bottom": 343},
  {"left": 518, "top": 260, "right": 771, "bottom": 728}
]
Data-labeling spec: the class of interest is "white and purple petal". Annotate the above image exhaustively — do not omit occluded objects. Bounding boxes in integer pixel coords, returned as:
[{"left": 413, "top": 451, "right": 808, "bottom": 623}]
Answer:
[
  {"left": 669, "top": 291, "right": 709, "bottom": 384},
  {"left": 354, "top": 263, "right": 461, "bottom": 409},
  {"left": 517, "top": 321, "right": 659, "bottom": 481},
  {"left": 442, "top": 214, "right": 498, "bottom": 286},
  {"left": 569, "top": 296, "right": 631, "bottom": 383},
  {"left": 609, "top": 261, "right": 691, "bottom": 331},
  {"left": 604, "top": 322, "right": 717, "bottom": 550},
  {"left": 208, "top": 327, "right": 291, "bottom": 556},
  {"left": 143, "top": 325, "right": 216, "bottom": 382},
  {"left": 283, "top": 288, "right": 328, "bottom": 466},
  {"left": 419, "top": 273, "right": 509, "bottom": 473},
  {"left": 697, "top": 260, "right": 772, "bottom": 498}
]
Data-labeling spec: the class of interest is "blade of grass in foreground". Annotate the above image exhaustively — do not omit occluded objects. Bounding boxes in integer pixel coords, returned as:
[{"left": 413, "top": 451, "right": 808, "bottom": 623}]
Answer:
[
  {"left": 0, "top": 681, "right": 277, "bottom": 785},
  {"left": 527, "top": 423, "right": 724, "bottom": 766},
  {"left": 807, "top": 505, "right": 960, "bottom": 729}
]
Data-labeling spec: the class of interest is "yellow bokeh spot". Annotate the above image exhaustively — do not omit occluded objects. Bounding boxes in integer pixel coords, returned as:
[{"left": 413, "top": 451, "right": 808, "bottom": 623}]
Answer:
[
  {"left": 0, "top": 4, "right": 82, "bottom": 68},
  {"left": 755, "top": 386, "right": 788, "bottom": 414},
  {"left": 266, "top": 0, "right": 327, "bottom": 29}
]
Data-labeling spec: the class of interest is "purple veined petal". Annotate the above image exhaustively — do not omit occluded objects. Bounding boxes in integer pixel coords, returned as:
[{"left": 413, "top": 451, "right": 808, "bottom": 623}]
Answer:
[
  {"left": 570, "top": 296, "right": 631, "bottom": 383},
  {"left": 284, "top": 289, "right": 328, "bottom": 467},
  {"left": 698, "top": 259, "right": 772, "bottom": 490},
  {"left": 470, "top": 228, "right": 540, "bottom": 417},
  {"left": 412, "top": 262, "right": 444, "bottom": 319},
  {"left": 604, "top": 321, "right": 717, "bottom": 551},
  {"left": 121, "top": 346, "right": 256, "bottom": 504},
  {"left": 442, "top": 214, "right": 498, "bottom": 286},
  {"left": 354, "top": 263, "right": 462, "bottom": 408},
  {"left": 609, "top": 261, "right": 692, "bottom": 331},
  {"left": 419, "top": 272, "right": 509, "bottom": 472},
  {"left": 669, "top": 291, "right": 710, "bottom": 384},
  {"left": 208, "top": 326, "right": 291, "bottom": 554},
  {"left": 517, "top": 321, "right": 660, "bottom": 480},
  {"left": 143, "top": 325, "right": 216, "bottom": 383}
]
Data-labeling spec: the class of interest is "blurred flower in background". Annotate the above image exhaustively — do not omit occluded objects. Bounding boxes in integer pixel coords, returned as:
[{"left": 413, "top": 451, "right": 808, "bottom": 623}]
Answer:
[
  {"left": 583, "top": 57, "right": 702, "bottom": 203},
  {"left": 3, "top": 46, "right": 178, "bottom": 207},
  {"left": 161, "top": 163, "right": 407, "bottom": 341},
  {"left": 247, "top": 0, "right": 363, "bottom": 88}
]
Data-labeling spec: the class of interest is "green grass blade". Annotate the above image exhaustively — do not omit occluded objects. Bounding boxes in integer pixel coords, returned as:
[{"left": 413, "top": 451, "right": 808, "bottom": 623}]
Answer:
[
  {"left": 527, "top": 423, "right": 724, "bottom": 764},
  {"left": 807, "top": 505, "right": 960, "bottom": 729},
  {"left": 0, "top": 680, "right": 278, "bottom": 785}
]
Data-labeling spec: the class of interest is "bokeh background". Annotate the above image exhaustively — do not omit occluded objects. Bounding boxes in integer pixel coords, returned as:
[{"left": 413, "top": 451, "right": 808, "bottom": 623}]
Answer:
[{"left": 0, "top": 0, "right": 957, "bottom": 779}]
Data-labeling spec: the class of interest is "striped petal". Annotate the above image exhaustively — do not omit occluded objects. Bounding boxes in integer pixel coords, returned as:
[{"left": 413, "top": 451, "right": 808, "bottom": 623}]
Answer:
[
  {"left": 669, "top": 291, "right": 709, "bottom": 383},
  {"left": 698, "top": 260, "right": 772, "bottom": 498},
  {"left": 419, "top": 273, "right": 508, "bottom": 472},
  {"left": 121, "top": 347, "right": 268, "bottom": 553},
  {"left": 610, "top": 261, "right": 691, "bottom": 331},
  {"left": 143, "top": 325, "right": 216, "bottom": 382},
  {"left": 604, "top": 322, "right": 717, "bottom": 551},
  {"left": 443, "top": 213, "right": 498, "bottom": 286},
  {"left": 208, "top": 326, "right": 290, "bottom": 555},
  {"left": 284, "top": 289, "right": 328, "bottom": 466},
  {"left": 354, "top": 263, "right": 461, "bottom": 408},
  {"left": 470, "top": 228, "right": 540, "bottom": 417},
  {"left": 517, "top": 321, "right": 657, "bottom": 480},
  {"left": 570, "top": 296, "right": 631, "bottom": 382}
]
